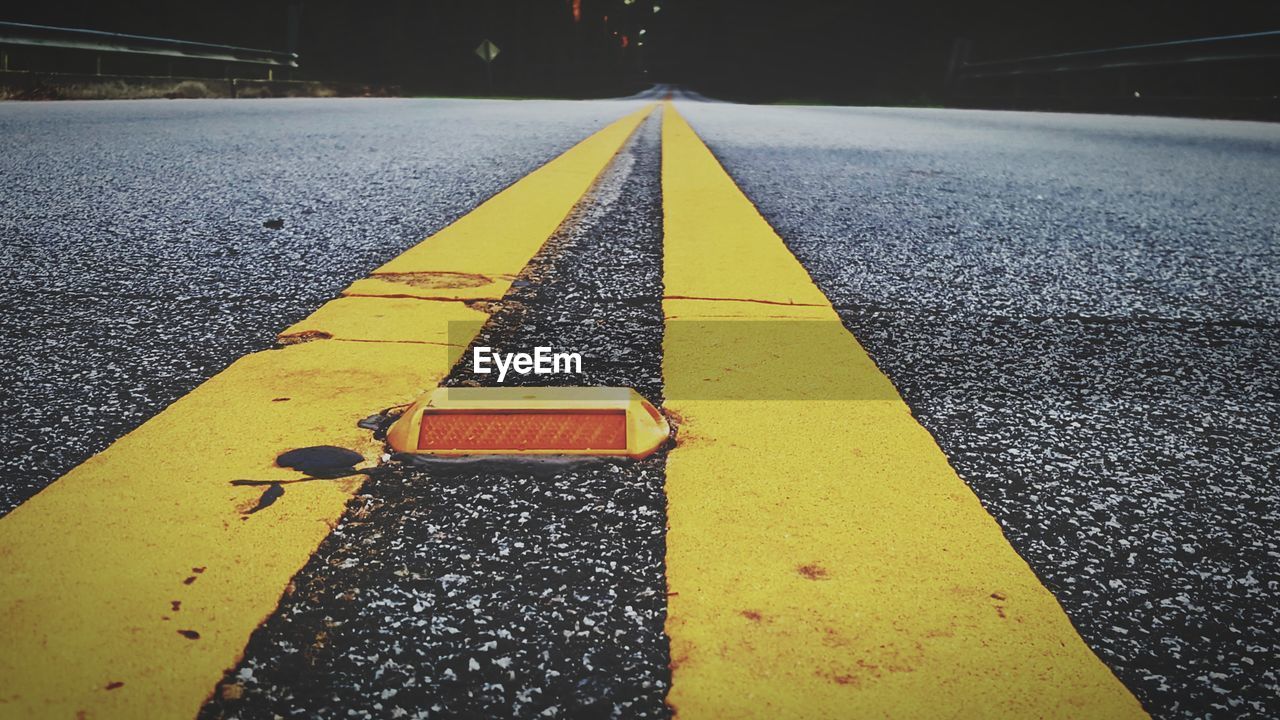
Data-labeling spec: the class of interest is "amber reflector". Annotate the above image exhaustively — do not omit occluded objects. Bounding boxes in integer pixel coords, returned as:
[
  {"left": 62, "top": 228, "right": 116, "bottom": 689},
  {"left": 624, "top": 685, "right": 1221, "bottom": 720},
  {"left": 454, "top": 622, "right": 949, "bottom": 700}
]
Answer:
[
  {"left": 418, "top": 410, "right": 627, "bottom": 452},
  {"left": 385, "top": 387, "right": 670, "bottom": 459}
]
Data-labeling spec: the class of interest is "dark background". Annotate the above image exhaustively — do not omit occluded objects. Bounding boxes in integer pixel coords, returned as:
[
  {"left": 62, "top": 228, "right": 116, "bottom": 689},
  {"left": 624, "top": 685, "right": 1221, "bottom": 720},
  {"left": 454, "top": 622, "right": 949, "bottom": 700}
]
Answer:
[{"left": 4, "top": 0, "right": 1280, "bottom": 102}]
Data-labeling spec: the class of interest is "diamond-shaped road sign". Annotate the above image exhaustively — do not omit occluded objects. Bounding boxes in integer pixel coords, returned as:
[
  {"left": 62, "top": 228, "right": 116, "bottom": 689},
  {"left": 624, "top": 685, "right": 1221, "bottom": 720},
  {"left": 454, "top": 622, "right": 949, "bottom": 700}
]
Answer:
[{"left": 475, "top": 39, "right": 500, "bottom": 63}]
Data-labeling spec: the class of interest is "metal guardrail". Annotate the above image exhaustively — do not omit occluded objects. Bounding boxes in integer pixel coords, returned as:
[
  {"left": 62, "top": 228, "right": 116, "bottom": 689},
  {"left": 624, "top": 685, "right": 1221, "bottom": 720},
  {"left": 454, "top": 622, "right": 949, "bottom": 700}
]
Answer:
[
  {"left": 952, "top": 30, "right": 1280, "bottom": 81},
  {"left": 0, "top": 21, "right": 297, "bottom": 69}
]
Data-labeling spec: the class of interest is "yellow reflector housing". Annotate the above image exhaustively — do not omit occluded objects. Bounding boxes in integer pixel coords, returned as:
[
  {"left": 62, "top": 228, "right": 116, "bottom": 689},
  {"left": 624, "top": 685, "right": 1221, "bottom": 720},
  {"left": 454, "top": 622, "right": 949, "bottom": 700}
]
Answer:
[{"left": 386, "top": 387, "right": 670, "bottom": 459}]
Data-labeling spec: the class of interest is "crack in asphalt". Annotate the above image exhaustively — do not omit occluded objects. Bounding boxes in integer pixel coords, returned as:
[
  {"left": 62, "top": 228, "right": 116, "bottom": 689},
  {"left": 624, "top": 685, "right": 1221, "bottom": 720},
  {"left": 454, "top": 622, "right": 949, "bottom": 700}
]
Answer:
[
  {"left": 832, "top": 304, "right": 1280, "bottom": 331},
  {"left": 662, "top": 294, "right": 826, "bottom": 307}
]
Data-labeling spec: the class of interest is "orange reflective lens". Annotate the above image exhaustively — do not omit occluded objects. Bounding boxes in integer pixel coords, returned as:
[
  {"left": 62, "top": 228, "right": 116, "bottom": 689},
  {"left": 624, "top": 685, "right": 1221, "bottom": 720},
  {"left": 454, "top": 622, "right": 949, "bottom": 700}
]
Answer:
[
  {"left": 418, "top": 410, "right": 627, "bottom": 452},
  {"left": 386, "top": 387, "right": 670, "bottom": 459}
]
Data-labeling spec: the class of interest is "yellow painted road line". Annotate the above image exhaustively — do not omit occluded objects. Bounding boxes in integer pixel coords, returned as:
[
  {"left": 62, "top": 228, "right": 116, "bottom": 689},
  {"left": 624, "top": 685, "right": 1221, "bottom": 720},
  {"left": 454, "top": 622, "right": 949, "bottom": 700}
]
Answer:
[
  {"left": 0, "top": 105, "right": 652, "bottom": 719},
  {"left": 660, "top": 103, "right": 1146, "bottom": 718}
]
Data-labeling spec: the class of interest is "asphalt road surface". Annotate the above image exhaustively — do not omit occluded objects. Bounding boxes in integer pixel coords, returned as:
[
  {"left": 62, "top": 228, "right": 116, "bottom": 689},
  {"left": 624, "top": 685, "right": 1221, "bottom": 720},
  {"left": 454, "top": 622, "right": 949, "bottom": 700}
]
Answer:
[
  {"left": 676, "top": 102, "right": 1280, "bottom": 716},
  {"left": 0, "top": 96, "right": 646, "bottom": 514},
  {"left": 2, "top": 95, "right": 1278, "bottom": 718},
  {"left": 202, "top": 113, "right": 670, "bottom": 720}
]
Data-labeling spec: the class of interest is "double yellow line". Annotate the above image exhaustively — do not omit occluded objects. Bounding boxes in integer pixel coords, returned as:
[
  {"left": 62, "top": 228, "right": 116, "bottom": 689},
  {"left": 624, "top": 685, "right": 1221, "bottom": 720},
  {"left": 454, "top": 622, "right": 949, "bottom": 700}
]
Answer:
[{"left": 0, "top": 102, "right": 1144, "bottom": 718}]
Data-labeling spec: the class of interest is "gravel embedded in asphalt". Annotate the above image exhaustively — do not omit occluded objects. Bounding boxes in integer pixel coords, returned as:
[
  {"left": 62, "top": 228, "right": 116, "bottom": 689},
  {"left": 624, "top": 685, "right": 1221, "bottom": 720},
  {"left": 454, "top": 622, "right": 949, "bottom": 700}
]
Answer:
[
  {"left": 201, "top": 113, "right": 670, "bottom": 720},
  {"left": 0, "top": 97, "right": 646, "bottom": 515},
  {"left": 6, "top": 93, "right": 1279, "bottom": 717},
  {"left": 676, "top": 102, "right": 1280, "bottom": 718}
]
